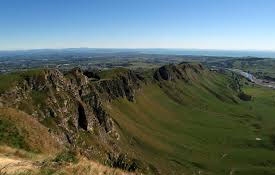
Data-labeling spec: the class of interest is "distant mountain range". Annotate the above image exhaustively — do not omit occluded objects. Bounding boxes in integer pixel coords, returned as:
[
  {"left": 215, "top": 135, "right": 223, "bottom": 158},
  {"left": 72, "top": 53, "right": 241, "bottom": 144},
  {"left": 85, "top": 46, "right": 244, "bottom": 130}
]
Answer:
[{"left": 1, "top": 48, "right": 275, "bottom": 58}]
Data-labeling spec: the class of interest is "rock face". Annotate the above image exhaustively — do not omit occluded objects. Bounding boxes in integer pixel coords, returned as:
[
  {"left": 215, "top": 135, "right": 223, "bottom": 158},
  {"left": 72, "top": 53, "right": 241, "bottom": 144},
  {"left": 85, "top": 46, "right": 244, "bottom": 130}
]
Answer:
[
  {"left": 0, "top": 67, "right": 143, "bottom": 158},
  {"left": 154, "top": 63, "right": 204, "bottom": 81},
  {"left": 0, "top": 63, "right": 238, "bottom": 147},
  {"left": 94, "top": 70, "right": 142, "bottom": 102}
]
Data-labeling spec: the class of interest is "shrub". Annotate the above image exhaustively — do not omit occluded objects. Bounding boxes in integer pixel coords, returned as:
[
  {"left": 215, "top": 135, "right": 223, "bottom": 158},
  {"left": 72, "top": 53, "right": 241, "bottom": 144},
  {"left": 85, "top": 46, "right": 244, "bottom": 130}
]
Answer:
[
  {"left": 0, "top": 119, "right": 29, "bottom": 150},
  {"left": 53, "top": 150, "right": 78, "bottom": 164}
]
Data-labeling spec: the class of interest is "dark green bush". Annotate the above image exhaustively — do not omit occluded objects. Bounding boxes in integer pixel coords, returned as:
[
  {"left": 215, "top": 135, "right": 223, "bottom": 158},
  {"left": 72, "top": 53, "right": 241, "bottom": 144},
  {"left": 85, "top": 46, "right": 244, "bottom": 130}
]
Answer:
[
  {"left": 53, "top": 150, "right": 78, "bottom": 163},
  {"left": 0, "top": 119, "right": 29, "bottom": 150}
]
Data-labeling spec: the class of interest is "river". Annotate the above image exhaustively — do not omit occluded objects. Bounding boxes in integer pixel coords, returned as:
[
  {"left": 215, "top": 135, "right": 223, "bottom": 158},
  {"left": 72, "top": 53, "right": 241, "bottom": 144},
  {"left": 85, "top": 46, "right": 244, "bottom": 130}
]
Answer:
[{"left": 228, "top": 68, "right": 275, "bottom": 89}]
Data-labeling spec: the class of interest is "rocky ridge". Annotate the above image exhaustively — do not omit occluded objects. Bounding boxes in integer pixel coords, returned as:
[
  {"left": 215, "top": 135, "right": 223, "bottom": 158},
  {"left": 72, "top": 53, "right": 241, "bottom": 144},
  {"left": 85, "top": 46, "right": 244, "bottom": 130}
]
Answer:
[{"left": 0, "top": 63, "right": 244, "bottom": 173}]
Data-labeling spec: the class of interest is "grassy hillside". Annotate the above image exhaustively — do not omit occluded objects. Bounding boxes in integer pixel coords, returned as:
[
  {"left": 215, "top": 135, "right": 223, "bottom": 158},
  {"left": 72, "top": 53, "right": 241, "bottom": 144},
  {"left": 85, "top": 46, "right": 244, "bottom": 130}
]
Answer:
[
  {"left": 106, "top": 75, "right": 275, "bottom": 174},
  {"left": 0, "top": 108, "right": 61, "bottom": 154}
]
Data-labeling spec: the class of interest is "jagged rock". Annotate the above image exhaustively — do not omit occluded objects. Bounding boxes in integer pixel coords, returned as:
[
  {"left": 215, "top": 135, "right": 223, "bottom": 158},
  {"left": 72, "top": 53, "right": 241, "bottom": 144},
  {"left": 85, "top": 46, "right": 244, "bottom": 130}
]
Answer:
[
  {"left": 154, "top": 63, "right": 204, "bottom": 81},
  {"left": 0, "top": 67, "right": 143, "bottom": 156}
]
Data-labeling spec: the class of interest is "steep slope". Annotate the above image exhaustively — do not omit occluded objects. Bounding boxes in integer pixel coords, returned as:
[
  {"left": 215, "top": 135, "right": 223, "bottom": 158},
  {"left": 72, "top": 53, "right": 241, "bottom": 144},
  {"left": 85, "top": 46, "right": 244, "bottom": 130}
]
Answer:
[
  {"left": 0, "top": 108, "right": 61, "bottom": 154},
  {"left": 105, "top": 71, "right": 275, "bottom": 174},
  {"left": 1, "top": 63, "right": 274, "bottom": 174},
  {"left": 0, "top": 66, "right": 144, "bottom": 172}
]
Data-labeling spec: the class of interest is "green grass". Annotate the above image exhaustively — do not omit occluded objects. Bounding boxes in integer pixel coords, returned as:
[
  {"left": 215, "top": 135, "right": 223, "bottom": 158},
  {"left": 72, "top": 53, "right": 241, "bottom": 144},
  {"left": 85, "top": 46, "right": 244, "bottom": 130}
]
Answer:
[
  {"left": 0, "top": 119, "right": 29, "bottom": 150},
  {"left": 0, "top": 73, "right": 21, "bottom": 93},
  {"left": 53, "top": 150, "right": 78, "bottom": 164},
  {"left": 0, "top": 108, "right": 61, "bottom": 154},
  {"left": 0, "top": 69, "right": 44, "bottom": 93},
  {"left": 105, "top": 73, "right": 275, "bottom": 174},
  {"left": 98, "top": 68, "right": 129, "bottom": 79},
  {"left": 31, "top": 90, "right": 48, "bottom": 107}
]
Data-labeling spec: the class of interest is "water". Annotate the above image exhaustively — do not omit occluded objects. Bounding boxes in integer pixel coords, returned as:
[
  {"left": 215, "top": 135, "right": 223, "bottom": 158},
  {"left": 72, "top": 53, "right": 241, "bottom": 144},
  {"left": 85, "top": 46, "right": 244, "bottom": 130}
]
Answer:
[
  {"left": 138, "top": 49, "right": 275, "bottom": 58},
  {"left": 229, "top": 69, "right": 255, "bottom": 82}
]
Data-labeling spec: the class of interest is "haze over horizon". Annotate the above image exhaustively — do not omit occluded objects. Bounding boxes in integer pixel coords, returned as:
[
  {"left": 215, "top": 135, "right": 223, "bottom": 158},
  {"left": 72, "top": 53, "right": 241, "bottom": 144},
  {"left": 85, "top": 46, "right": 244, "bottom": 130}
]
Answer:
[{"left": 1, "top": 0, "right": 275, "bottom": 51}]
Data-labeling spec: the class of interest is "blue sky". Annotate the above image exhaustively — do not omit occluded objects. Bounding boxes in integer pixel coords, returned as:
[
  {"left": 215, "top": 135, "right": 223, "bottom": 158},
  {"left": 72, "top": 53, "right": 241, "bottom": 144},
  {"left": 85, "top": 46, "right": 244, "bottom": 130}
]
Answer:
[{"left": 0, "top": 0, "right": 275, "bottom": 50}]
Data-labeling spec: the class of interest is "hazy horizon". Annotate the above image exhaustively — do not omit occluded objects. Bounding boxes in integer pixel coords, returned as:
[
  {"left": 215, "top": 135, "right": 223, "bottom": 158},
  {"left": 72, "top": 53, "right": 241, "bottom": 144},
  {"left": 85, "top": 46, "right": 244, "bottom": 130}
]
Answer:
[
  {"left": 1, "top": 48, "right": 275, "bottom": 58},
  {"left": 1, "top": 47, "right": 275, "bottom": 52}
]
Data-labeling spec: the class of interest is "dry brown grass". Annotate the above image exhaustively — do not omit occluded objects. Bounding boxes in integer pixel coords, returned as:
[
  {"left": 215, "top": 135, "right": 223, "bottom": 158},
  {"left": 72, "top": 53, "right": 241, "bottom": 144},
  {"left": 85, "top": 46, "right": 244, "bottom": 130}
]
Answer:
[
  {"left": 0, "top": 146, "right": 39, "bottom": 175},
  {"left": 0, "top": 156, "right": 38, "bottom": 174},
  {"left": 0, "top": 144, "right": 136, "bottom": 175},
  {"left": 0, "top": 108, "right": 136, "bottom": 175},
  {"left": 0, "top": 108, "right": 61, "bottom": 154},
  {"left": 0, "top": 146, "right": 36, "bottom": 160},
  {"left": 58, "top": 157, "right": 136, "bottom": 175},
  {"left": 0, "top": 153, "right": 136, "bottom": 175}
]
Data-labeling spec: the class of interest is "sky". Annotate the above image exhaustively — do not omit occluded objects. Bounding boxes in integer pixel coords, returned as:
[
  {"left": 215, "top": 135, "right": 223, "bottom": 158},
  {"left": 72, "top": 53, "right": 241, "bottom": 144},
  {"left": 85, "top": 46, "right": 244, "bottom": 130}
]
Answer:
[{"left": 0, "top": 0, "right": 275, "bottom": 51}]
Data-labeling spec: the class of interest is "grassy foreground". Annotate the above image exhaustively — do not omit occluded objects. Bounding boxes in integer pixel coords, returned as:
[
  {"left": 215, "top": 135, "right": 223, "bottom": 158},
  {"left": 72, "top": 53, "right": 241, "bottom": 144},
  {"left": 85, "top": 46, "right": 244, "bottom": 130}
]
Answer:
[{"left": 0, "top": 146, "right": 133, "bottom": 175}]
